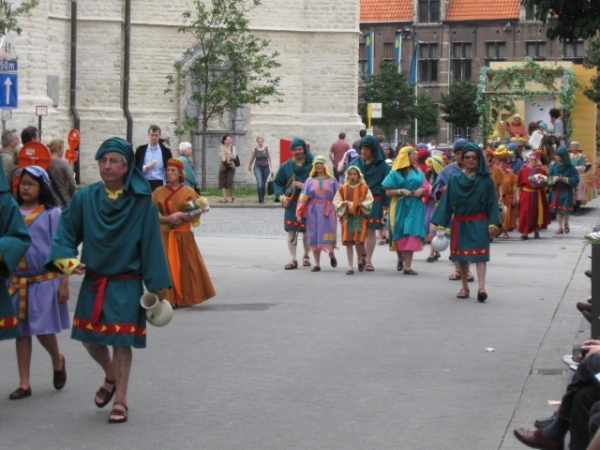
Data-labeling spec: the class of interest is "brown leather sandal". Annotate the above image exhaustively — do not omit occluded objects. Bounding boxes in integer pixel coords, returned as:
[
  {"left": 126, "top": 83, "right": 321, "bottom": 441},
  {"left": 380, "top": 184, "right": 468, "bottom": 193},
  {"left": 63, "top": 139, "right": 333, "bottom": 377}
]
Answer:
[
  {"left": 108, "top": 401, "right": 128, "bottom": 424},
  {"left": 457, "top": 288, "right": 470, "bottom": 299},
  {"left": 95, "top": 378, "right": 116, "bottom": 408},
  {"left": 284, "top": 261, "right": 298, "bottom": 270}
]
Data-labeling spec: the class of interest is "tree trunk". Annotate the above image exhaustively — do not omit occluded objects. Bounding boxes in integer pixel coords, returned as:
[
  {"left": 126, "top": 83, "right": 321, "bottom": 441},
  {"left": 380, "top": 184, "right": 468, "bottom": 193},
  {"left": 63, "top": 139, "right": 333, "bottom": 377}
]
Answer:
[{"left": 201, "top": 118, "right": 208, "bottom": 192}]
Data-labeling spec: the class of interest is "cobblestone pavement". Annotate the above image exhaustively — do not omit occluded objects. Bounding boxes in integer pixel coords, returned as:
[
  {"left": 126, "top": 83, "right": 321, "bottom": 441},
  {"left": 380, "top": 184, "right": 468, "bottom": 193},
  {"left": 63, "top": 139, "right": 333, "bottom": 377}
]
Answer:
[{"left": 0, "top": 203, "right": 598, "bottom": 450}]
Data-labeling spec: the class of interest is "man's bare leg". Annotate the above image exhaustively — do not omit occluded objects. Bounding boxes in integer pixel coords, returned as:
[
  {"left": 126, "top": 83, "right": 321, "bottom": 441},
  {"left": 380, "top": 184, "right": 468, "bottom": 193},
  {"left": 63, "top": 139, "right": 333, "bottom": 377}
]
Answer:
[
  {"left": 365, "top": 229, "right": 376, "bottom": 264},
  {"left": 458, "top": 261, "right": 470, "bottom": 294},
  {"left": 286, "top": 231, "right": 297, "bottom": 264},
  {"left": 346, "top": 245, "right": 354, "bottom": 271},
  {"left": 476, "top": 261, "right": 487, "bottom": 292},
  {"left": 109, "top": 345, "right": 132, "bottom": 421},
  {"left": 83, "top": 342, "right": 115, "bottom": 403}
]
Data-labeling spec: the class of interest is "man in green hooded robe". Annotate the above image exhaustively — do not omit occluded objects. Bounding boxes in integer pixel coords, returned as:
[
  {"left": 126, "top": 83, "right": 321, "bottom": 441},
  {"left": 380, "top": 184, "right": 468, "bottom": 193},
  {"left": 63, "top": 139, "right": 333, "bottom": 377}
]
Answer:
[
  {"left": 274, "top": 137, "right": 314, "bottom": 270},
  {"left": 431, "top": 142, "right": 500, "bottom": 302},
  {"left": 46, "top": 137, "right": 171, "bottom": 423},
  {"left": 0, "top": 158, "right": 31, "bottom": 341}
]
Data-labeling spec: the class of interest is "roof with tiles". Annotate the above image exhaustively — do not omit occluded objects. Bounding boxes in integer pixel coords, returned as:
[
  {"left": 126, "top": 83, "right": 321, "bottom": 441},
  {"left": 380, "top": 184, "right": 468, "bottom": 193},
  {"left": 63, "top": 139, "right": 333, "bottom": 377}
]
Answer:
[
  {"left": 446, "top": 0, "right": 521, "bottom": 21},
  {"left": 360, "top": 0, "right": 413, "bottom": 23}
]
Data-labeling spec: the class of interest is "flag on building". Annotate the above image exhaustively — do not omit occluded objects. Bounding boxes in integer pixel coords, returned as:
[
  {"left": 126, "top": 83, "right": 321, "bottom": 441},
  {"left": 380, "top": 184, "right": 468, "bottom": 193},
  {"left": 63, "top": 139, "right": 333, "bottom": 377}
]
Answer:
[
  {"left": 364, "top": 31, "right": 374, "bottom": 78},
  {"left": 394, "top": 34, "right": 402, "bottom": 72},
  {"left": 408, "top": 42, "right": 418, "bottom": 85}
]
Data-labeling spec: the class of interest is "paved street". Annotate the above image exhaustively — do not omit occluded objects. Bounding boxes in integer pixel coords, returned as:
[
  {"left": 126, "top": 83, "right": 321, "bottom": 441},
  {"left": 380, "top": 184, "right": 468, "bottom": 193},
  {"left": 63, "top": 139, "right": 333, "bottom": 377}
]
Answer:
[{"left": 0, "top": 203, "right": 598, "bottom": 449}]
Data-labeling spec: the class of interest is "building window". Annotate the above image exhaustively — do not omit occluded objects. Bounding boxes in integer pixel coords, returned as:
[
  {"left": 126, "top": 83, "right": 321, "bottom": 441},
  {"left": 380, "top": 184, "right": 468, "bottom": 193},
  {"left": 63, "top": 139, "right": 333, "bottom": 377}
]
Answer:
[
  {"left": 419, "top": 43, "right": 438, "bottom": 83},
  {"left": 526, "top": 41, "right": 546, "bottom": 59},
  {"left": 453, "top": 126, "right": 472, "bottom": 141},
  {"left": 525, "top": 4, "right": 539, "bottom": 21},
  {"left": 486, "top": 42, "right": 506, "bottom": 59},
  {"left": 419, "top": 0, "right": 440, "bottom": 23},
  {"left": 383, "top": 42, "right": 394, "bottom": 60},
  {"left": 358, "top": 43, "right": 366, "bottom": 85},
  {"left": 451, "top": 43, "right": 472, "bottom": 80},
  {"left": 564, "top": 41, "right": 584, "bottom": 59}
]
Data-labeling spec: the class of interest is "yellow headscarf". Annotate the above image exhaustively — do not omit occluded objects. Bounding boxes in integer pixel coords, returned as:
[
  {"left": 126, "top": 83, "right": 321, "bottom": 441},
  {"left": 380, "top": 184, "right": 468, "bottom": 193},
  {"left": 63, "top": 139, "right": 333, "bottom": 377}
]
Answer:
[
  {"left": 392, "top": 146, "right": 414, "bottom": 171},
  {"left": 426, "top": 155, "right": 444, "bottom": 174},
  {"left": 309, "top": 155, "right": 333, "bottom": 178},
  {"left": 344, "top": 165, "right": 366, "bottom": 185}
]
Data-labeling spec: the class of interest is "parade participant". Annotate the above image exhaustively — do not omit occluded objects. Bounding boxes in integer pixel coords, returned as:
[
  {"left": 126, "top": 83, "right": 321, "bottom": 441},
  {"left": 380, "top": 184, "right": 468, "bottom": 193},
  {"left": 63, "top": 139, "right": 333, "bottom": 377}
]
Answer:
[
  {"left": 431, "top": 143, "right": 501, "bottom": 301},
  {"left": 274, "top": 137, "right": 314, "bottom": 270},
  {"left": 517, "top": 153, "right": 551, "bottom": 239},
  {"left": 152, "top": 159, "right": 215, "bottom": 307},
  {"left": 569, "top": 141, "right": 590, "bottom": 215},
  {"left": 549, "top": 146, "right": 579, "bottom": 234},
  {"left": 0, "top": 158, "right": 31, "bottom": 342},
  {"left": 432, "top": 139, "right": 474, "bottom": 282},
  {"left": 8, "top": 166, "right": 69, "bottom": 400},
  {"left": 496, "top": 157, "right": 518, "bottom": 238},
  {"left": 508, "top": 142, "right": 525, "bottom": 175},
  {"left": 490, "top": 121, "right": 510, "bottom": 144},
  {"left": 486, "top": 149, "right": 504, "bottom": 201},
  {"left": 333, "top": 166, "right": 373, "bottom": 274},
  {"left": 415, "top": 144, "right": 429, "bottom": 173},
  {"left": 336, "top": 148, "right": 359, "bottom": 184},
  {"left": 383, "top": 146, "right": 429, "bottom": 275},
  {"left": 296, "top": 155, "right": 339, "bottom": 272},
  {"left": 46, "top": 137, "right": 172, "bottom": 424},
  {"left": 348, "top": 135, "right": 391, "bottom": 272},
  {"left": 508, "top": 114, "right": 529, "bottom": 140},
  {"left": 425, "top": 155, "right": 445, "bottom": 261}
]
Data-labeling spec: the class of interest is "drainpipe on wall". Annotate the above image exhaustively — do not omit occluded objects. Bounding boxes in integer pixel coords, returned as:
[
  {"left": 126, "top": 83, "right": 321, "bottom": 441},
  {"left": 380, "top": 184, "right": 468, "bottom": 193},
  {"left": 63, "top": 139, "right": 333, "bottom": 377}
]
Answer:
[
  {"left": 70, "top": 0, "right": 81, "bottom": 183},
  {"left": 123, "top": 0, "right": 133, "bottom": 143}
]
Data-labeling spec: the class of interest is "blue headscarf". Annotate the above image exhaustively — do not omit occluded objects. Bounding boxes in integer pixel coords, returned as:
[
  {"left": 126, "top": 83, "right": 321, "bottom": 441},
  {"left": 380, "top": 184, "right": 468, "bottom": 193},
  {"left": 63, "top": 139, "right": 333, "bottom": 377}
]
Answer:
[
  {"left": 95, "top": 137, "right": 150, "bottom": 195},
  {"left": 290, "top": 137, "right": 314, "bottom": 164},
  {"left": 461, "top": 142, "right": 490, "bottom": 177},
  {"left": 453, "top": 139, "right": 468, "bottom": 152},
  {"left": 552, "top": 146, "right": 576, "bottom": 175},
  {"left": 22, "top": 165, "right": 50, "bottom": 186}
]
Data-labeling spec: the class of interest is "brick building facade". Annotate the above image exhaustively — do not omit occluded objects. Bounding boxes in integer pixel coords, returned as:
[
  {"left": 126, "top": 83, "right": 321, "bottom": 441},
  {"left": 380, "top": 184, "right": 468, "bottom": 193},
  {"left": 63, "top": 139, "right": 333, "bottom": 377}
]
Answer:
[{"left": 360, "top": 0, "right": 587, "bottom": 145}]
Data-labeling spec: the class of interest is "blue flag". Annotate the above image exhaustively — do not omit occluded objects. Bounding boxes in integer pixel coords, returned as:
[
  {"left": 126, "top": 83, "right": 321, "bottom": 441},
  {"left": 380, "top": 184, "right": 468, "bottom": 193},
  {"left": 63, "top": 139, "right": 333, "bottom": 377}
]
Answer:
[
  {"left": 365, "top": 31, "right": 374, "bottom": 78},
  {"left": 408, "top": 42, "right": 418, "bottom": 85}
]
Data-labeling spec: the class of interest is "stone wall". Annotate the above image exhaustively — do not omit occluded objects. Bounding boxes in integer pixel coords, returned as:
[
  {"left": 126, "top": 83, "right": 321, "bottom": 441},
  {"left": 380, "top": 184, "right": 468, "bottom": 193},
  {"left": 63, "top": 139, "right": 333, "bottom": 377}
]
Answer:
[{"left": 6, "top": 0, "right": 363, "bottom": 185}]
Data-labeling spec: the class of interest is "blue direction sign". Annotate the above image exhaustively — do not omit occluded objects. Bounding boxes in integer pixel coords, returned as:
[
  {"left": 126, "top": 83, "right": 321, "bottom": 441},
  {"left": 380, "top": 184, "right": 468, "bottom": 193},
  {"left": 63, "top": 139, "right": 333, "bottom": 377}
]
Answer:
[{"left": 0, "top": 73, "right": 17, "bottom": 109}]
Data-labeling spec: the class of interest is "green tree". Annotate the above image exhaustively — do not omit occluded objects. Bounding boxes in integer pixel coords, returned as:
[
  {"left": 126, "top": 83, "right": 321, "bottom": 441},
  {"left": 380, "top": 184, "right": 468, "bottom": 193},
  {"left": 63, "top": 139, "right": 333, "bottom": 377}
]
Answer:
[
  {"left": 583, "top": 37, "right": 600, "bottom": 104},
  {"left": 165, "top": 0, "right": 281, "bottom": 190},
  {"left": 359, "top": 61, "right": 415, "bottom": 138},
  {"left": 411, "top": 93, "right": 439, "bottom": 141},
  {"left": 0, "top": 0, "right": 38, "bottom": 36},
  {"left": 440, "top": 79, "right": 479, "bottom": 131},
  {"left": 520, "top": 0, "right": 599, "bottom": 41}
]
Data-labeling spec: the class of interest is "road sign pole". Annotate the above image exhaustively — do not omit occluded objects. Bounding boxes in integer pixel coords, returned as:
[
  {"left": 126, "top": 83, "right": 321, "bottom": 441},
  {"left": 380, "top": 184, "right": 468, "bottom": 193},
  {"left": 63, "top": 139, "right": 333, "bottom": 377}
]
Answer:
[
  {"left": 1, "top": 119, "right": 5, "bottom": 133},
  {"left": 38, "top": 115, "right": 42, "bottom": 141}
]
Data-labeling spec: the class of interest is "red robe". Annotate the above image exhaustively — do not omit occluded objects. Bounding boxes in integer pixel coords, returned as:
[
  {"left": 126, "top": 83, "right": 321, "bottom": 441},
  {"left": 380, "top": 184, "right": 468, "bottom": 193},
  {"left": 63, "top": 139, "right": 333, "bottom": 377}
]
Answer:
[{"left": 517, "top": 166, "right": 551, "bottom": 235}]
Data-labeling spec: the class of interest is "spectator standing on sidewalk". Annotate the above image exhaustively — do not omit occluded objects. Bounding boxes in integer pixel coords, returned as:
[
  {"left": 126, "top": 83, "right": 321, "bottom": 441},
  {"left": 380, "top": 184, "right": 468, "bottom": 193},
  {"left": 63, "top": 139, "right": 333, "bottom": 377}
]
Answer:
[
  {"left": 0, "top": 129, "right": 18, "bottom": 186},
  {"left": 329, "top": 132, "right": 350, "bottom": 180},
  {"left": 178, "top": 142, "right": 198, "bottom": 191},
  {"left": 47, "top": 139, "right": 76, "bottom": 210},
  {"left": 352, "top": 129, "right": 367, "bottom": 153},
  {"left": 248, "top": 136, "right": 273, "bottom": 203},
  {"left": 134, "top": 125, "right": 173, "bottom": 192}
]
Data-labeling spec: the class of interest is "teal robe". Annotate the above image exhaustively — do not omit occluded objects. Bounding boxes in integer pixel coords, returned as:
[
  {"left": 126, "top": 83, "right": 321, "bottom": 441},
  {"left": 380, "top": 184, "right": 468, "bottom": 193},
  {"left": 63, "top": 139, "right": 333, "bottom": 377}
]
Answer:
[
  {"left": 382, "top": 168, "right": 427, "bottom": 243},
  {"left": 431, "top": 170, "right": 501, "bottom": 263},
  {"left": 179, "top": 155, "right": 198, "bottom": 189},
  {"left": 45, "top": 183, "right": 172, "bottom": 348},
  {"left": 0, "top": 193, "right": 31, "bottom": 341},
  {"left": 548, "top": 147, "right": 579, "bottom": 215},
  {"left": 274, "top": 158, "right": 314, "bottom": 232}
]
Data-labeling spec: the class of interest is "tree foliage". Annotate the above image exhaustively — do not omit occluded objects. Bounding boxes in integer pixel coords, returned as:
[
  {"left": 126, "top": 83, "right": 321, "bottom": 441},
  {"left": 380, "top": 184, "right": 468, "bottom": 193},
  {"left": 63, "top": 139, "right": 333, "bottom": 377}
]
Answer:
[
  {"left": 165, "top": 0, "right": 281, "bottom": 190},
  {"left": 583, "top": 37, "right": 600, "bottom": 105},
  {"left": 520, "top": 0, "right": 600, "bottom": 42},
  {"left": 359, "top": 61, "right": 415, "bottom": 137},
  {"left": 411, "top": 93, "right": 439, "bottom": 140},
  {"left": 0, "top": 0, "right": 39, "bottom": 36},
  {"left": 440, "top": 79, "right": 479, "bottom": 130}
]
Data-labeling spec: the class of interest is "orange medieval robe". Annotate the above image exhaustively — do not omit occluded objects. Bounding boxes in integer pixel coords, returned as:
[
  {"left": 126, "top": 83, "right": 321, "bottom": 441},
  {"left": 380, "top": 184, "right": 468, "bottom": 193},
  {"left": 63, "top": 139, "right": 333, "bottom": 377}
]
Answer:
[{"left": 152, "top": 185, "right": 216, "bottom": 307}]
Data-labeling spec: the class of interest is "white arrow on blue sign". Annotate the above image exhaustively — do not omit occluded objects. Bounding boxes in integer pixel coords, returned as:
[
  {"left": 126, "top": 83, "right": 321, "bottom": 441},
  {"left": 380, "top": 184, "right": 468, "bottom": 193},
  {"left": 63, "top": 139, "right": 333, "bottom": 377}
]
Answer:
[{"left": 0, "top": 73, "right": 17, "bottom": 109}]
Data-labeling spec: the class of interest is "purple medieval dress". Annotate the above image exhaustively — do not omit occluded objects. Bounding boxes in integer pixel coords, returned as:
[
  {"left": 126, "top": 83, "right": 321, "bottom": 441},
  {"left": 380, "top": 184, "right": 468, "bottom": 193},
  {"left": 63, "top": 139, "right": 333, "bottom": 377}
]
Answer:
[
  {"left": 297, "top": 177, "right": 339, "bottom": 252},
  {"left": 8, "top": 206, "right": 70, "bottom": 336}
]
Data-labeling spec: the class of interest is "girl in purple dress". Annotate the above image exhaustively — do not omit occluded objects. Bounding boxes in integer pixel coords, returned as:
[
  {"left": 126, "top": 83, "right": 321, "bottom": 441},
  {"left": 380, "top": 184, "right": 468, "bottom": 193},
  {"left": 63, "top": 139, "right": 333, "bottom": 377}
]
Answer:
[
  {"left": 7, "top": 166, "right": 69, "bottom": 400},
  {"left": 296, "top": 156, "right": 339, "bottom": 272}
]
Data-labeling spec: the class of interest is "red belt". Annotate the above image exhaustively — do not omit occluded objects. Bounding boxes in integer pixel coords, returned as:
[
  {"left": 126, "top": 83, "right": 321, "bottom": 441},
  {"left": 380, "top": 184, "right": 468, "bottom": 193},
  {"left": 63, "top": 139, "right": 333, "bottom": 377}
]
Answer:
[
  {"left": 89, "top": 274, "right": 142, "bottom": 324},
  {"left": 451, "top": 213, "right": 488, "bottom": 252},
  {"left": 373, "top": 195, "right": 383, "bottom": 200}
]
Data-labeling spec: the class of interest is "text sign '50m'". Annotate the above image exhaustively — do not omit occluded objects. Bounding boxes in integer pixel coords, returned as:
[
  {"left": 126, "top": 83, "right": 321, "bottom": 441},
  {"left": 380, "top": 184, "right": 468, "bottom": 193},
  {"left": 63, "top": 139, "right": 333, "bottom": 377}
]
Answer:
[{"left": 0, "top": 60, "right": 18, "bottom": 72}]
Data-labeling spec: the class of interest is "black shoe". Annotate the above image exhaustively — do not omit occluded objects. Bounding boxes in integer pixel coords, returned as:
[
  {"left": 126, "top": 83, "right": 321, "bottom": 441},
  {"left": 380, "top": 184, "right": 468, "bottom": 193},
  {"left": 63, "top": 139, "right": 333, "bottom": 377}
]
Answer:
[
  {"left": 586, "top": 270, "right": 592, "bottom": 279},
  {"left": 534, "top": 411, "right": 557, "bottom": 429}
]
